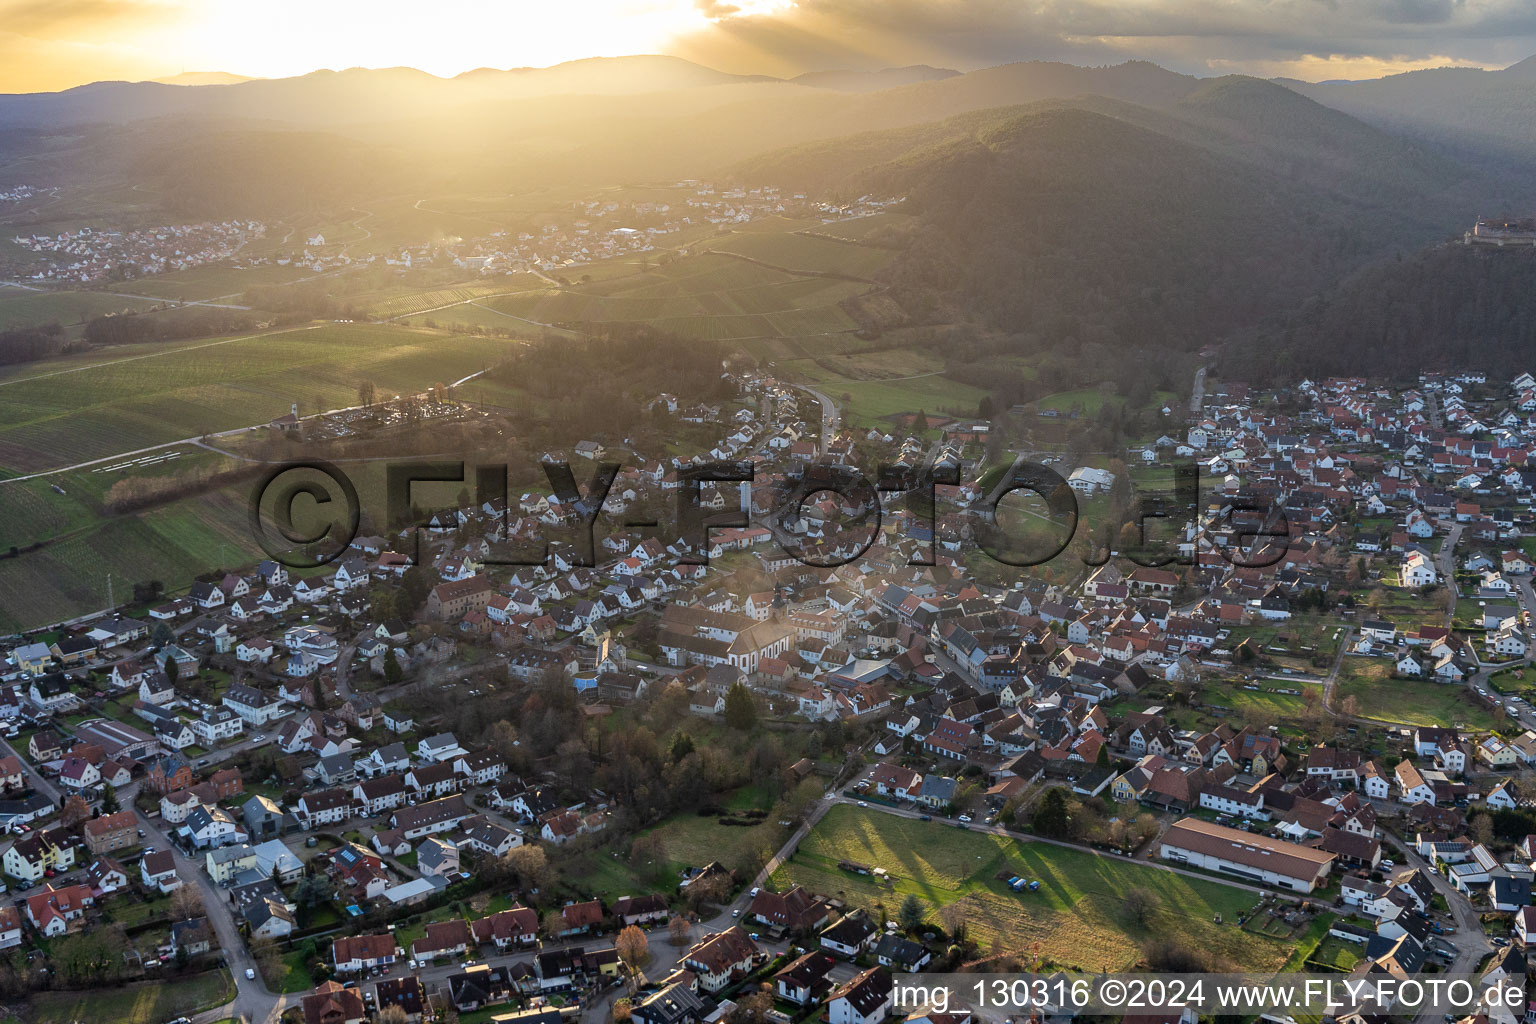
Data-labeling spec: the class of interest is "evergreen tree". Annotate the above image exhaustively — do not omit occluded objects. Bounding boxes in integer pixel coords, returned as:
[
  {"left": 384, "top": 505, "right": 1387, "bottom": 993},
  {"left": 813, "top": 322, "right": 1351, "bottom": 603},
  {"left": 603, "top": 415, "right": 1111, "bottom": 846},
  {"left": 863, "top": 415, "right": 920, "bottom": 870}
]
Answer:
[
  {"left": 723, "top": 683, "right": 757, "bottom": 732},
  {"left": 1031, "top": 787, "right": 1072, "bottom": 838}
]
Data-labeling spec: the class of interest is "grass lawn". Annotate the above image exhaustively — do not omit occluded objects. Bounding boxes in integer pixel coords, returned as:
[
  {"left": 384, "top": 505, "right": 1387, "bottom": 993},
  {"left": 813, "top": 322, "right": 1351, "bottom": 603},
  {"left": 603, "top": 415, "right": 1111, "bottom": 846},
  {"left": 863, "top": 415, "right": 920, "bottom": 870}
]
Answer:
[
  {"left": 771, "top": 805, "right": 1289, "bottom": 972},
  {"left": 1335, "top": 658, "right": 1497, "bottom": 730},
  {"left": 1199, "top": 681, "right": 1323, "bottom": 724},
  {"left": 1309, "top": 935, "right": 1364, "bottom": 972},
  {"left": 269, "top": 949, "right": 316, "bottom": 993},
  {"left": 566, "top": 810, "right": 790, "bottom": 901},
  {"left": 27, "top": 967, "right": 235, "bottom": 1024}
]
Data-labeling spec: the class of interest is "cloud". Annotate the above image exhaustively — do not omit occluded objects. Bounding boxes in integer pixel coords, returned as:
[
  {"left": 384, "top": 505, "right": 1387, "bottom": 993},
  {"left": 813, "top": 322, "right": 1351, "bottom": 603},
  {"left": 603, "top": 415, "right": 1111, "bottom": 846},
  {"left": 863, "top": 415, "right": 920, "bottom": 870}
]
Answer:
[
  {"left": 671, "top": 0, "right": 1536, "bottom": 79},
  {"left": 0, "top": 0, "right": 178, "bottom": 37},
  {"left": 695, "top": 0, "right": 742, "bottom": 18}
]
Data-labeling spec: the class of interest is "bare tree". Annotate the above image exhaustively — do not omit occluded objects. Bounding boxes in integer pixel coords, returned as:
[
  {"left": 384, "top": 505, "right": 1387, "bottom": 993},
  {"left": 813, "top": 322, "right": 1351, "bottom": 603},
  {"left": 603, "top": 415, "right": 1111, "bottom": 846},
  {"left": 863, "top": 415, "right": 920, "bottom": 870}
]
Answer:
[
  {"left": 1123, "top": 886, "right": 1158, "bottom": 928},
  {"left": 169, "top": 885, "right": 206, "bottom": 922}
]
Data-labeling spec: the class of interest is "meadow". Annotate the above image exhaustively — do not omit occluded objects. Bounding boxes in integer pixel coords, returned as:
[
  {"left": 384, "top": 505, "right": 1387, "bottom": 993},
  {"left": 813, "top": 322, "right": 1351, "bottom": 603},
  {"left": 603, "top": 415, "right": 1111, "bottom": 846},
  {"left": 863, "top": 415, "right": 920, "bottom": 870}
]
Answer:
[
  {"left": 0, "top": 286, "right": 164, "bottom": 331},
  {"left": 0, "top": 323, "right": 519, "bottom": 474},
  {"left": 471, "top": 252, "right": 868, "bottom": 342},
  {"left": 26, "top": 968, "right": 235, "bottom": 1024},
  {"left": 698, "top": 224, "right": 897, "bottom": 279},
  {"left": 1335, "top": 658, "right": 1497, "bottom": 730},
  {"left": 772, "top": 805, "right": 1290, "bottom": 972}
]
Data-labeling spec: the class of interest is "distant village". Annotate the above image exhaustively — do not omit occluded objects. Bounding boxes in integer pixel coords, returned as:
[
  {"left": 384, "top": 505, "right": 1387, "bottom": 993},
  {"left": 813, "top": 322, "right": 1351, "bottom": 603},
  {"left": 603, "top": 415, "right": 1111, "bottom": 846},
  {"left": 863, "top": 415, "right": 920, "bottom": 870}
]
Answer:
[{"left": 12, "top": 219, "right": 266, "bottom": 284}]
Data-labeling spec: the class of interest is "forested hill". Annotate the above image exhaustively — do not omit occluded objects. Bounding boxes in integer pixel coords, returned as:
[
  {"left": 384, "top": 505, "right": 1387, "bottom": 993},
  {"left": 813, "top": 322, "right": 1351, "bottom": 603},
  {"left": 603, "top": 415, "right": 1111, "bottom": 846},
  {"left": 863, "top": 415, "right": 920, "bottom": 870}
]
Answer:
[
  {"left": 1221, "top": 244, "right": 1536, "bottom": 383},
  {"left": 743, "top": 97, "right": 1467, "bottom": 356}
]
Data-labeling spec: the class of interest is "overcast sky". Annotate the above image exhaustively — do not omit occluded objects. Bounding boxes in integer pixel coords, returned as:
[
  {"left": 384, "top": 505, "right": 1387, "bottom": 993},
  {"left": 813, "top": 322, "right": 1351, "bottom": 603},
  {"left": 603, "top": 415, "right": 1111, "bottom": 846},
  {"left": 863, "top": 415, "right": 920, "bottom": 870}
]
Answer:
[{"left": 1, "top": 0, "right": 1532, "bottom": 92}]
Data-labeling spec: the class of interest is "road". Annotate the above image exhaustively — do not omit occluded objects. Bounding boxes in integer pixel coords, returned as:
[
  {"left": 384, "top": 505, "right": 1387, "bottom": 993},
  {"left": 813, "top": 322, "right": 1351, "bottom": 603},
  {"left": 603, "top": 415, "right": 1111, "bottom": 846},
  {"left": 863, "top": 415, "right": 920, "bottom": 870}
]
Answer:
[
  {"left": 1397, "top": 826, "right": 1491, "bottom": 1024},
  {"left": 1434, "top": 523, "right": 1464, "bottom": 627},
  {"left": 1190, "top": 365, "right": 1207, "bottom": 416},
  {"left": 131, "top": 803, "right": 290, "bottom": 1024},
  {"left": 791, "top": 383, "right": 839, "bottom": 451}
]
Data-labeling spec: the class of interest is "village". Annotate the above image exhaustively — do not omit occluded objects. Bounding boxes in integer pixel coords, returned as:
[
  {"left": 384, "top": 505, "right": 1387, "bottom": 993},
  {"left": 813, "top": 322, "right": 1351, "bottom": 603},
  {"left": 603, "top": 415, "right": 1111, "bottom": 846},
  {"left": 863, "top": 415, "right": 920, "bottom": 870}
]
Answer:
[
  {"left": 10, "top": 364, "right": 1536, "bottom": 1024},
  {"left": 11, "top": 220, "right": 268, "bottom": 284},
  {"left": 222, "top": 187, "right": 898, "bottom": 282}
]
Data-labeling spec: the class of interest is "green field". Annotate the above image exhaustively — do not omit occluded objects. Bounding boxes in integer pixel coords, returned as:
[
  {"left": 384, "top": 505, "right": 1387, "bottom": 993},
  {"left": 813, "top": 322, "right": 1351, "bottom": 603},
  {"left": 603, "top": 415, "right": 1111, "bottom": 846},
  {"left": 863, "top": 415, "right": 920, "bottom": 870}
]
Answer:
[
  {"left": 0, "top": 286, "right": 163, "bottom": 330},
  {"left": 1335, "top": 658, "right": 1497, "bottom": 729},
  {"left": 783, "top": 358, "right": 986, "bottom": 427},
  {"left": 104, "top": 262, "right": 314, "bottom": 302},
  {"left": 1200, "top": 681, "right": 1323, "bottom": 723},
  {"left": 699, "top": 226, "right": 896, "bottom": 279},
  {"left": 772, "top": 805, "right": 1289, "bottom": 972},
  {"left": 0, "top": 323, "right": 518, "bottom": 473},
  {"left": 570, "top": 811, "right": 790, "bottom": 900},
  {"left": 471, "top": 252, "right": 867, "bottom": 341},
  {"left": 27, "top": 968, "right": 234, "bottom": 1024}
]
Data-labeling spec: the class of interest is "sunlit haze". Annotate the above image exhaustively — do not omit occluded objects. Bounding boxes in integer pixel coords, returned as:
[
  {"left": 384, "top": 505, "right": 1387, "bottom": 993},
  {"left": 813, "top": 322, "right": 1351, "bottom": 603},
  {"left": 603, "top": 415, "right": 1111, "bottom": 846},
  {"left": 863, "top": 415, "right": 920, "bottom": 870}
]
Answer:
[{"left": 0, "top": 0, "right": 1528, "bottom": 92}]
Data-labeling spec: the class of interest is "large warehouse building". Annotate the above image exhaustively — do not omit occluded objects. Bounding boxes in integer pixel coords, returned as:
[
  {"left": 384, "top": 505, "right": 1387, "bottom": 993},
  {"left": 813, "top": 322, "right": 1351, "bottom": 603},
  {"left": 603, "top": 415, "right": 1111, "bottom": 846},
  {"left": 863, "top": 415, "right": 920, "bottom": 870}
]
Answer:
[{"left": 1159, "top": 817, "right": 1336, "bottom": 892}]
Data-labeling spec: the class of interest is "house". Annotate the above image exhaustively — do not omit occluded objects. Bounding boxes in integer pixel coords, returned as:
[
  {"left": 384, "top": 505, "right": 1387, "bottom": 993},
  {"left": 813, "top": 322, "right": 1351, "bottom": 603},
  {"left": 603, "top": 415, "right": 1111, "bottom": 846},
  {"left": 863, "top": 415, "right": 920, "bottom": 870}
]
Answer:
[
  {"left": 828, "top": 967, "right": 894, "bottom": 1024},
  {"left": 412, "top": 919, "right": 474, "bottom": 961},
  {"left": 557, "top": 899, "right": 604, "bottom": 937},
  {"left": 0, "top": 907, "right": 21, "bottom": 949},
  {"left": 873, "top": 933, "right": 932, "bottom": 971},
  {"left": 300, "top": 981, "right": 365, "bottom": 1024},
  {"left": 375, "top": 976, "right": 427, "bottom": 1023},
  {"left": 774, "top": 952, "right": 839, "bottom": 1006},
  {"left": 611, "top": 894, "right": 670, "bottom": 927},
  {"left": 471, "top": 906, "right": 540, "bottom": 949},
  {"left": 140, "top": 849, "right": 182, "bottom": 893},
  {"left": 82, "top": 810, "right": 138, "bottom": 855},
  {"left": 171, "top": 917, "right": 213, "bottom": 957},
  {"left": 632, "top": 981, "right": 711, "bottom": 1024},
  {"left": 821, "top": 910, "right": 879, "bottom": 958},
  {"left": 4, "top": 831, "right": 74, "bottom": 883},
  {"left": 749, "top": 885, "right": 832, "bottom": 933},
  {"left": 224, "top": 683, "right": 288, "bottom": 726},
  {"left": 415, "top": 837, "right": 460, "bottom": 879},
  {"left": 248, "top": 897, "right": 297, "bottom": 940},
  {"left": 682, "top": 927, "right": 759, "bottom": 992},
  {"left": 24, "top": 883, "right": 94, "bottom": 936},
  {"left": 332, "top": 933, "right": 400, "bottom": 974}
]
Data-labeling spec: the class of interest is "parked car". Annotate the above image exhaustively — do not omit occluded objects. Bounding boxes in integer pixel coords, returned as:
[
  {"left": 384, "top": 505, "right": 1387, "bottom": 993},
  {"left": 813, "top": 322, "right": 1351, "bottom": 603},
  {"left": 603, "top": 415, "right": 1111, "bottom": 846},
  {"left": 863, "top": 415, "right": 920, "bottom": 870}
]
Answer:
[{"left": 246, "top": 967, "right": 256, "bottom": 980}]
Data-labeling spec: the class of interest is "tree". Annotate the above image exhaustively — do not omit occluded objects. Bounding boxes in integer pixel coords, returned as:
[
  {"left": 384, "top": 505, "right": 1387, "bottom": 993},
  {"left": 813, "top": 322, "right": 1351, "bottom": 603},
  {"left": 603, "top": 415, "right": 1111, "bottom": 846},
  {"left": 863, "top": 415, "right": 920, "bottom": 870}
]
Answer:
[
  {"left": 379, "top": 1008, "right": 410, "bottom": 1024},
  {"left": 60, "top": 793, "right": 90, "bottom": 828},
  {"left": 725, "top": 985, "right": 774, "bottom": 1024},
  {"left": 1470, "top": 813, "right": 1494, "bottom": 846},
  {"left": 170, "top": 885, "right": 206, "bottom": 921},
  {"left": 668, "top": 915, "right": 692, "bottom": 947},
  {"left": 503, "top": 844, "right": 553, "bottom": 891},
  {"left": 723, "top": 682, "right": 757, "bottom": 732},
  {"left": 1341, "top": 694, "right": 1360, "bottom": 718},
  {"left": 669, "top": 730, "right": 696, "bottom": 762},
  {"left": 897, "top": 893, "right": 926, "bottom": 931},
  {"left": 1030, "top": 787, "right": 1072, "bottom": 838},
  {"left": 357, "top": 379, "right": 377, "bottom": 407},
  {"left": 165, "top": 657, "right": 179, "bottom": 687},
  {"left": 616, "top": 924, "right": 650, "bottom": 982},
  {"left": 685, "top": 871, "right": 732, "bottom": 912},
  {"left": 383, "top": 647, "right": 403, "bottom": 685},
  {"left": 100, "top": 784, "right": 120, "bottom": 813},
  {"left": 1123, "top": 886, "right": 1158, "bottom": 928}
]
